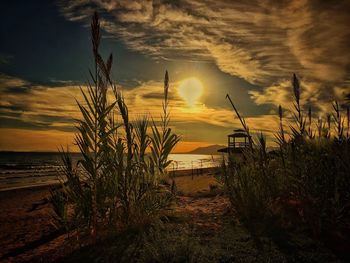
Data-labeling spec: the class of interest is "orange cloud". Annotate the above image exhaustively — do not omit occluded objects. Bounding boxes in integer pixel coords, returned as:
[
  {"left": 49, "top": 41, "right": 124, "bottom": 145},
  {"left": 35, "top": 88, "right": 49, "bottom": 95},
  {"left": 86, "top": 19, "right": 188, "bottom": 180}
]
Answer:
[{"left": 0, "top": 128, "right": 214, "bottom": 153}]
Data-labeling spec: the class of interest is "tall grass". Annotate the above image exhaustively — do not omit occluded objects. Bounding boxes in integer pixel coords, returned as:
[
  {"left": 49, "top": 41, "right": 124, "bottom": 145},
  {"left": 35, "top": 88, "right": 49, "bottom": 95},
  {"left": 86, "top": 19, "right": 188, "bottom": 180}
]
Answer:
[
  {"left": 50, "top": 12, "right": 179, "bottom": 241},
  {"left": 222, "top": 74, "right": 350, "bottom": 238}
]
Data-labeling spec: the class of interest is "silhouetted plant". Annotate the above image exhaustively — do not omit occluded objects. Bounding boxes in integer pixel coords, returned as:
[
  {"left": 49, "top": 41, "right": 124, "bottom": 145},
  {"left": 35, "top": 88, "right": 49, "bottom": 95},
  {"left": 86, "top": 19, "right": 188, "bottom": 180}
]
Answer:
[
  {"left": 50, "top": 12, "right": 179, "bottom": 241},
  {"left": 222, "top": 73, "right": 350, "bottom": 239},
  {"left": 150, "top": 70, "right": 180, "bottom": 181},
  {"left": 291, "top": 73, "right": 306, "bottom": 138}
]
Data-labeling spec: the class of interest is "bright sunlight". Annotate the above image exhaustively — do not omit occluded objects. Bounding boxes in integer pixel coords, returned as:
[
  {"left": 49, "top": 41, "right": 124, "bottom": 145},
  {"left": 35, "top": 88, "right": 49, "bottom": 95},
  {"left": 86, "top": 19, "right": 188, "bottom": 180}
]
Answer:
[{"left": 178, "top": 77, "right": 204, "bottom": 107}]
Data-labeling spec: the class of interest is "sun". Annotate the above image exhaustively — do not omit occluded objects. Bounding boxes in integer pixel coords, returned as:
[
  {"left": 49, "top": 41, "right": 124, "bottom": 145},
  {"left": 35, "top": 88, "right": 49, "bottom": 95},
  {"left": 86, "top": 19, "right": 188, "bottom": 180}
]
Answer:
[{"left": 178, "top": 77, "right": 204, "bottom": 107}]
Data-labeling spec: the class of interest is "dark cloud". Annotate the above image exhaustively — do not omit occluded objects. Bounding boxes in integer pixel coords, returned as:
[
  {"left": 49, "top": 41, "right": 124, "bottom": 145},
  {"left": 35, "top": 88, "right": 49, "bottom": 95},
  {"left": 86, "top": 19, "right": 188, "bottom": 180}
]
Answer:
[
  {"left": 0, "top": 116, "right": 74, "bottom": 132},
  {"left": 142, "top": 91, "right": 176, "bottom": 100},
  {"left": 0, "top": 104, "right": 31, "bottom": 112},
  {"left": 0, "top": 110, "right": 21, "bottom": 118},
  {"left": 0, "top": 74, "right": 80, "bottom": 134},
  {"left": 2, "top": 86, "right": 32, "bottom": 94},
  {"left": 34, "top": 114, "right": 75, "bottom": 124}
]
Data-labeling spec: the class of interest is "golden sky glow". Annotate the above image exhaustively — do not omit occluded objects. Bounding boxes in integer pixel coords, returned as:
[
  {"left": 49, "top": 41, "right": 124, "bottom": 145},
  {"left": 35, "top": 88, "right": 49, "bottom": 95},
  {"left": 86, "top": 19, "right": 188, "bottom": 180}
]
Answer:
[
  {"left": 0, "top": 128, "right": 211, "bottom": 153},
  {"left": 0, "top": 128, "right": 76, "bottom": 152},
  {"left": 0, "top": 74, "right": 284, "bottom": 151},
  {"left": 0, "top": 1, "right": 349, "bottom": 152}
]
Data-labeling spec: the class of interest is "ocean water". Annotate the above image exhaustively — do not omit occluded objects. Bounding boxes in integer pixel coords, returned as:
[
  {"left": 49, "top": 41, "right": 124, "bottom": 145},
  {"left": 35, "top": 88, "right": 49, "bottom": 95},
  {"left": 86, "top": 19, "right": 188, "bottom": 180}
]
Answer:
[{"left": 0, "top": 152, "right": 221, "bottom": 191}]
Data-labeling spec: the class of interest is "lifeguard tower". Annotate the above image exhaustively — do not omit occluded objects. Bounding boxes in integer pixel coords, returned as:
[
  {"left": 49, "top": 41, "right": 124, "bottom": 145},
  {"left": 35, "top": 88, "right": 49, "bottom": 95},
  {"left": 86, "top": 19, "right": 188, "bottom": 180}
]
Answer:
[{"left": 218, "top": 129, "right": 251, "bottom": 153}]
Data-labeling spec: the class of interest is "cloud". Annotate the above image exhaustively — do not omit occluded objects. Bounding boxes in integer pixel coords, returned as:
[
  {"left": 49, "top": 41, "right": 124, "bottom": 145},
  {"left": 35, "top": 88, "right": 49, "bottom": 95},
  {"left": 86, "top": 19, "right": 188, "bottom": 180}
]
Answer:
[
  {"left": 0, "top": 74, "right": 82, "bottom": 132},
  {"left": 58, "top": 0, "right": 349, "bottom": 87},
  {"left": 0, "top": 73, "right": 28, "bottom": 88},
  {"left": 0, "top": 73, "right": 285, "bottom": 151},
  {"left": 249, "top": 77, "right": 350, "bottom": 115},
  {"left": 6, "top": 1, "right": 349, "bottom": 150},
  {"left": 120, "top": 79, "right": 282, "bottom": 141},
  {"left": 278, "top": 0, "right": 350, "bottom": 82}
]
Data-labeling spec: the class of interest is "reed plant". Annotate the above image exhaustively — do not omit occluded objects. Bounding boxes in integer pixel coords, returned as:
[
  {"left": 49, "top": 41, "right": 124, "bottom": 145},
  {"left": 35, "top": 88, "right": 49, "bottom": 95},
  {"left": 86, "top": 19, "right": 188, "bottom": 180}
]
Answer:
[
  {"left": 50, "top": 12, "right": 179, "bottom": 241},
  {"left": 222, "top": 74, "right": 350, "bottom": 238}
]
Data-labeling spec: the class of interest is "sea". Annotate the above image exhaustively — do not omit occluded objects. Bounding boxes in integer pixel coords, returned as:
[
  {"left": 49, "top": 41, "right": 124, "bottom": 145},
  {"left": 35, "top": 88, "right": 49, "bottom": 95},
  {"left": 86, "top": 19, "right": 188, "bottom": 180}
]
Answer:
[{"left": 0, "top": 152, "right": 222, "bottom": 191}]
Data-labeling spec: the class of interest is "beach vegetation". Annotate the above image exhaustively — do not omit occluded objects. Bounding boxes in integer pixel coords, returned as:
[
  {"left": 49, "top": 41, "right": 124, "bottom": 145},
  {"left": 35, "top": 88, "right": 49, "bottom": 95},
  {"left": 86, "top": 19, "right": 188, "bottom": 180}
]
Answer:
[
  {"left": 221, "top": 74, "right": 350, "bottom": 250},
  {"left": 50, "top": 12, "right": 179, "bottom": 242}
]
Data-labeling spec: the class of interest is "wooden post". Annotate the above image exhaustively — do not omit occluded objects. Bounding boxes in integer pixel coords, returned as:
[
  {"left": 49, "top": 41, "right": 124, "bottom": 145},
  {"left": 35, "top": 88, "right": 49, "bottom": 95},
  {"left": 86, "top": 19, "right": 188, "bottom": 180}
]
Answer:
[{"left": 191, "top": 161, "right": 194, "bottom": 179}]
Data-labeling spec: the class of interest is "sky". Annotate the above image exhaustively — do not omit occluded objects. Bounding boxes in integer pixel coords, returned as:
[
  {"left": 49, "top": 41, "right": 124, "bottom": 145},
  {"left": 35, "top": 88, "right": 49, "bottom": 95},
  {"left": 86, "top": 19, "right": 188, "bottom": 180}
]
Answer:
[{"left": 0, "top": 0, "right": 349, "bottom": 152}]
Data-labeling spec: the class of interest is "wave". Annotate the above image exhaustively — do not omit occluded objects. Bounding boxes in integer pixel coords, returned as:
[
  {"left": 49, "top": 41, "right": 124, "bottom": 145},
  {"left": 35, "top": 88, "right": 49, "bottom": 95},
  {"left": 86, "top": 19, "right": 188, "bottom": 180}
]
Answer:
[{"left": 0, "top": 152, "right": 221, "bottom": 191}]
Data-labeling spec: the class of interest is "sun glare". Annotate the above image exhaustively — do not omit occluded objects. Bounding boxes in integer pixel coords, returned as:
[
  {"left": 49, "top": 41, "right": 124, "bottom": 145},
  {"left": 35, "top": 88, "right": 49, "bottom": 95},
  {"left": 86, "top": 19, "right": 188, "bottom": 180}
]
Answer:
[{"left": 178, "top": 77, "right": 204, "bottom": 107}]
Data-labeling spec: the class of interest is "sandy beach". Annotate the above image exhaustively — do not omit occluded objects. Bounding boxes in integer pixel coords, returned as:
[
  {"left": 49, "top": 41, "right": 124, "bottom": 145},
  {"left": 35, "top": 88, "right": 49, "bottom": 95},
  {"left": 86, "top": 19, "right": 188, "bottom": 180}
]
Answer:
[
  {"left": 1, "top": 166, "right": 348, "bottom": 262},
  {"left": 0, "top": 186, "right": 71, "bottom": 262},
  {"left": 0, "top": 168, "right": 221, "bottom": 262}
]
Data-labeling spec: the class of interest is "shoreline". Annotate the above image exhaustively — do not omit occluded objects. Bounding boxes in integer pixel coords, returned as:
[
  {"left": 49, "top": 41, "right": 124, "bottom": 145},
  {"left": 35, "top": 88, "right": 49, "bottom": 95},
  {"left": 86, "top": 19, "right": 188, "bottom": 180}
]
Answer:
[
  {"left": 0, "top": 182, "right": 61, "bottom": 193},
  {"left": 168, "top": 166, "right": 219, "bottom": 177},
  {"left": 0, "top": 167, "right": 220, "bottom": 193}
]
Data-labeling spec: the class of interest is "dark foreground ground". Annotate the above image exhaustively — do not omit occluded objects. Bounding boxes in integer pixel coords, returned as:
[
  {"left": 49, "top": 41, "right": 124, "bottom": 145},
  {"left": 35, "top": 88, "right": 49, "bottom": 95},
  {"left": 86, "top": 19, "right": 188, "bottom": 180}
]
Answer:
[{"left": 0, "top": 174, "right": 347, "bottom": 262}]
